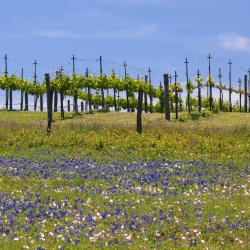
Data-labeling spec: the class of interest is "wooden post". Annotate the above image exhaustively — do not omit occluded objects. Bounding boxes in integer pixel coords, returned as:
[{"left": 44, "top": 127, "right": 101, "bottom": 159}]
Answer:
[
  {"left": 54, "top": 91, "right": 58, "bottom": 112},
  {"left": 218, "top": 68, "right": 223, "bottom": 111},
  {"left": 197, "top": 70, "right": 202, "bottom": 113},
  {"left": 198, "top": 86, "right": 202, "bottom": 113},
  {"left": 34, "top": 95, "right": 38, "bottom": 111},
  {"left": 21, "top": 91, "right": 23, "bottom": 111},
  {"left": 185, "top": 58, "right": 191, "bottom": 113},
  {"left": 21, "top": 68, "right": 24, "bottom": 111},
  {"left": 46, "top": 74, "right": 53, "bottom": 133},
  {"left": 86, "top": 68, "right": 92, "bottom": 113},
  {"left": 67, "top": 100, "right": 70, "bottom": 112},
  {"left": 238, "top": 78, "right": 242, "bottom": 112},
  {"left": 144, "top": 92, "right": 148, "bottom": 113},
  {"left": 174, "top": 71, "right": 179, "bottom": 120},
  {"left": 137, "top": 89, "right": 143, "bottom": 134},
  {"left": 117, "top": 91, "right": 120, "bottom": 111},
  {"left": 5, "top": 90, "right": 8, "bottom": 110},
  {"left": 144, "top": 75, "right": 148, "bottom": 113},
  {"left": 126, "top": 89, "right": 130, "bottom": 112},
  {"left": 99, "top": 56, "right": 105, "bottom": 110},
  {"left": 148, "top": 68, "right": 153, "bottom": 113},
  {"left": 60, "top": 90, "right": 64, "bottom": 119},
  {"left": 248, "top": 70, "right": 250, "bottom": 112},
  {"left": 244, "top": 75, "right": 247, "bottom": 112},
  {"left": 25, "top": 92, "right": 28, "bottom": 111},
  {"left": 87, "top": 87, "right": 92, "bottom": 112},
  {"left": 40, "top": 93, "right": 43, "bottom": 112},
  {"left": 163, "top": 74, "right": 170, "bottom": 121},
  {"left": 207, "top": 53, "right": 213, "bottom": 111},
  {"left": 113, "top": 87, "right": 117, "bottom": 111},
  {"left": 9, "top": 90, "right": 12, "bottom": 111},
  {"left": 4, "top": 55, "right": 8, "bottom": 110},
  {"left": 228, "top": 59, "right": 232, "bottom": 112}
]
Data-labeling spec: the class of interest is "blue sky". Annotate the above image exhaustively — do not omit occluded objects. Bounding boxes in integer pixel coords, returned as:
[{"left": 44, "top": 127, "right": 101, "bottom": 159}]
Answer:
[{"left": 1, "top": 0, "right": 250, "bottom": 87}]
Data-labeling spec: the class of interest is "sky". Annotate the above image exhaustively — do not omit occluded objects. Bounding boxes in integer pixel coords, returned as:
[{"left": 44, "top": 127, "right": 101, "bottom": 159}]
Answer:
[{"left": 1, "top": 0, "right": 250, "bottom": 96}]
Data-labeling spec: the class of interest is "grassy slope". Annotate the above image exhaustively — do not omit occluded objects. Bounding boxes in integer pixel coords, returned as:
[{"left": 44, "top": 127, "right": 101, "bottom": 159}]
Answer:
[{"left": 0, "top": 111, "right": 249, "bottom": 165}]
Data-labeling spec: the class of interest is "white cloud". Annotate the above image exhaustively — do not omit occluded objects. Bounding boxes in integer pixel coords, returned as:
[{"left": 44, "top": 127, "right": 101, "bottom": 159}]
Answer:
[
  {"left": 34, "top": 25, "right": 159, "bottom": 40},
  {"left": 34, "top": 30, "right": 78, "bottom": 39},
  {"left": 97, "top": 25, "right": 158, "bottom": 39},
  {"left": 216, "top": 33, "right": 250, "bottom": 52}
]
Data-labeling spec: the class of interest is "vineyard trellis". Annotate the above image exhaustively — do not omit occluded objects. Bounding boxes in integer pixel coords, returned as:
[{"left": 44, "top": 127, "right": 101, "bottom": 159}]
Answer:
[{"left": 0, "top": 55, "right": 250, "bottom": 126}]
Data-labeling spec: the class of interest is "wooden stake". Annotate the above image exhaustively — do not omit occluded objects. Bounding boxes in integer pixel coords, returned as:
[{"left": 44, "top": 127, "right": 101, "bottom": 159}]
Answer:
[
  {"left": 137, "top": 89, "right": 143, "bottom": 134},
  {"left": 244, "top": 75, "right": 247, "bottom": 112},
  {"left": 163, "top": 74, "right": 170, "bottom": 121},
  {"left": 46, "top": 74, "right": 53, "bottom": 133}
]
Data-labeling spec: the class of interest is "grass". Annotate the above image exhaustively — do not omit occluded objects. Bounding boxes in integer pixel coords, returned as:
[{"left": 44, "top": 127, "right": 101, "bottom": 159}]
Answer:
[
  {"left": 0, "top": 111, "right": 249, "bottom": 249},
  {"left": 0, "top": 111, "right": 249, "bottom": 165}
]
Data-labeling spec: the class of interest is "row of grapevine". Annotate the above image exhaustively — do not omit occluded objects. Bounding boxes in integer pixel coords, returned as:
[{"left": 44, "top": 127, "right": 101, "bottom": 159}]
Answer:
[{"left": 0, "top": 69, "right": 249, "bottom": 116}]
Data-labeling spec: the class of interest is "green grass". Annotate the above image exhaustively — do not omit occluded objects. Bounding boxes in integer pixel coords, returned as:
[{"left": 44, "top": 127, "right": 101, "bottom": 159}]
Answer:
[
  {"left": 0, "top": 111, "right": 249, "bottom": 165},
  {"left": 0, "top": 111, "right": 249, "bottom": 249}
]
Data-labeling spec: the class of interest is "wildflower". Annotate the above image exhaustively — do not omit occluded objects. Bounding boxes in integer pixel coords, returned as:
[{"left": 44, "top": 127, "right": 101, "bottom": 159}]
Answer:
[{"left": 126, "top": 235, "right": 132, "bottom": 240}]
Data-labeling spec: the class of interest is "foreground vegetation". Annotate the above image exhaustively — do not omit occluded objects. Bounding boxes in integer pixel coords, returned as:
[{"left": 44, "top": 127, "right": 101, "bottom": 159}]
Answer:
[
  {"left": 0, "top": 111, "right": 249, "bottom": 249},
  {"left": 0, "top": 159, "right": 249, "bottom": 250},
  {"left": 0, "top": 111, "right": 249, "bottom": 165}
]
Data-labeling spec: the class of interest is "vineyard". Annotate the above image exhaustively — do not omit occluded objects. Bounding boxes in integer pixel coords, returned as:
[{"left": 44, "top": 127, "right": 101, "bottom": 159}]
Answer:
[
  {"left": 0, "top": 111, "right": 250, "bottom": 250},
  {"left": 0, "top": 54, "right": 250, "bottom": 250},
  {"left": 1, "top": 55, "right": 249, "bottom": 121},
  {"left": 1, "top": 0, "right": 250, "bottom": 247}
]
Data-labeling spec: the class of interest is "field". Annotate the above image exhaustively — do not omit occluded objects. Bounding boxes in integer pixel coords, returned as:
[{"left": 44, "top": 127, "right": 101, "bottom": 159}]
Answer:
[
  {"left": 1, "top": 111, "right": 250, "bottom": 164},
  {"left": 0, "top": 111, "right": 249, "bottom": 249}
]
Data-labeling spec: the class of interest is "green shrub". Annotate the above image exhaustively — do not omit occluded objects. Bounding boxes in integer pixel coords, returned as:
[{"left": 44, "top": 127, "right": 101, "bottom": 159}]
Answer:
[
  {"left": 202, "top": 109, "right": 212, "bottom": 118},
  {"left": 189, "top": 111, "right": 202, "bottom": 120}
]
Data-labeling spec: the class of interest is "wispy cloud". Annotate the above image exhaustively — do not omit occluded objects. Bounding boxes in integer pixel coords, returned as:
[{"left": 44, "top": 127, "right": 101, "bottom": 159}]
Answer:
[
  {"left": 90, "top": 0, "right": 173, "bottom": 6},
  {"left": 34, "top": 30, "right": 77, "bottom": 39},
  {"left": 216, "top": 33, "right": 250, "bottom": 52},
  {"left": 97, "top": 25, "right": 158, "bottom": 39},
  {"left": 34, "top": 24, "right": 159, "bottom": 40}
]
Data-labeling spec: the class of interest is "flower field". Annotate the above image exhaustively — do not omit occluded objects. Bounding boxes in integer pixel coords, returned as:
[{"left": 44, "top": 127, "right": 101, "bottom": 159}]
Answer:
[
  {"left": 0, "top": 111, "right": 249, "bottom": 249},
  {"left": 0, "top": 158, "right": 249, "bottom": 249}
]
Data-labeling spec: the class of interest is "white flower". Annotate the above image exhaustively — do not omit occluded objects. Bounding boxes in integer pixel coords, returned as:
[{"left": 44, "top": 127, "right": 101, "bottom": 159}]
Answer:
[
  {"left": 126, "top": 235, "right": 132, "bottom": 240},
  {"left": 155, "top": 232, "right": 160, "bottom": 237}
]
